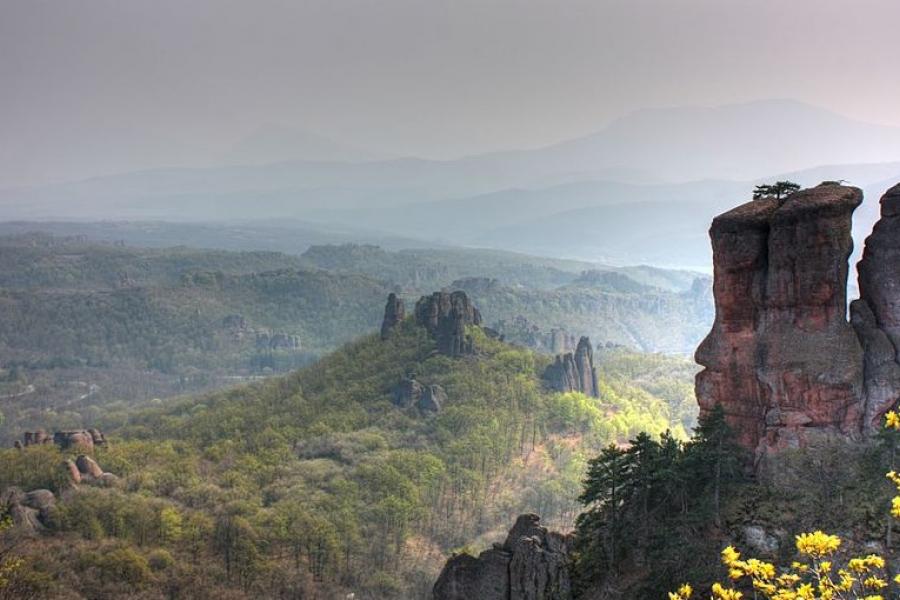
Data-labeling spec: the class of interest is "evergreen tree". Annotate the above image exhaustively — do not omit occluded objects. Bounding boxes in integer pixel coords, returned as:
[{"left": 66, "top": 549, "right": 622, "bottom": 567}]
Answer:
[{"left": 753, "top": 180, "right": 801, "bottom": 201}]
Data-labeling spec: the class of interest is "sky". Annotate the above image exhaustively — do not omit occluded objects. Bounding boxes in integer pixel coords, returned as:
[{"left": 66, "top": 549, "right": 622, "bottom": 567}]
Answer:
[{"left": 3, "top": 0, "right": 900, "bottom": 187}]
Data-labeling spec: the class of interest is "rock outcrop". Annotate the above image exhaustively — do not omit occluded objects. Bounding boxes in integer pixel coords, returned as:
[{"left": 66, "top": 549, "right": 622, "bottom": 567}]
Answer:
[
  {"left": 414, "top": 291, "right": 482, "bottom": 356},
  {"left": 543, "top": 337, "right": 600, "bottom": 398},
  {"left": 392, "top": 376, "right": 424, "bottom": 408},
  {"left": 851, "top": 183, "right": 900, "bottom": 433},
  {"left": 255, "top": 331, "right": 301, "bottom": 351},
  {"left": 2, "top": 487, "right": 56, "bottom": 533},
  {"left": 696, "top": 183, "right": 881, "bottom": 457},
  {"left": 20, "top": 428, "right": 107, "bottom": 451},
  {"left": 67, "top": 454, "right": 117, "bottom": 486},
  {"left": 433, "top": 514, "right": 572, "bottom": 600},
  {"left": 381, "top": 293, "right": 406, "bottom": 339},
  {"left": 392, "top": 375, "right": 445, "bottom": 414},
  {"left": 418, "top": 384, "right": 446, "bottom": 414}
]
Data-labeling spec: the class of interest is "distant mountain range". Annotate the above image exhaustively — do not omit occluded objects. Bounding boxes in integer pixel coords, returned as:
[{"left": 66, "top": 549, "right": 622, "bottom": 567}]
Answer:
[{"left": 3, "top": 100, "right": 900, "bottom": 269}]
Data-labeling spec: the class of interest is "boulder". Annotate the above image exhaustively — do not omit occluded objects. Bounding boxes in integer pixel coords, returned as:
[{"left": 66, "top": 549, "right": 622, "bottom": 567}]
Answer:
[
  {"left": 64, "top": 459, "right": 82, "bottom": 485},
  {"left": 433, "top": 514, "right": 572, "bottom": 600},
  {"left": 2, "top": 487, "right": 54, "bottom": 533},
  {"left": 75, "top": 454, "right": 104, "bottom": 479},
  {"left": 54, "top": 430, "right": 94, "bottom": 451},
  {"left": 380, "top": 293, "right": 406, "bottom": 339}
]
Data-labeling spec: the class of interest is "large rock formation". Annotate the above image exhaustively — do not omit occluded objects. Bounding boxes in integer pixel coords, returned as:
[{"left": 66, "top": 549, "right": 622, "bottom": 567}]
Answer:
[
  {"left": 433, "top": 514, "right": 572, "bottom": 600},
  {"left": 696, "top": 183, "right": 887, "bottom": 457},
  {"left": 381, "top": 293, "right": 406, "bottom": 339},
  {"left": 852, "top": 183, "right": 900, "bottom": 434},
  {"left": 543, "top": 337, "right": 600, "bottom": 398},
  {"left": 414, "top": 291, "right": 483, "bottom": 356}
]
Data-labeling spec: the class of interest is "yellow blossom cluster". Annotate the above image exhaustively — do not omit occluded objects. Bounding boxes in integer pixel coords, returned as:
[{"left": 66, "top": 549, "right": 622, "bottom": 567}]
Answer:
[
  {"left": 675, "top": 542, "right": 890, "bottom": 599},
  {"left": 669, "top": 412, "right": 900, "bottom": 600}
]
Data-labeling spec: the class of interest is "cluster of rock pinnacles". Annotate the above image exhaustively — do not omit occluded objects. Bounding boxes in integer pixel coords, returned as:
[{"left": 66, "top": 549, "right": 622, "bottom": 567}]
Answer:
[
  {"left": 380, "top": 290, "right": 601, "bottom": 411},
  {"left": 696, "top": 182, "right": 900, "bottom": 460}
]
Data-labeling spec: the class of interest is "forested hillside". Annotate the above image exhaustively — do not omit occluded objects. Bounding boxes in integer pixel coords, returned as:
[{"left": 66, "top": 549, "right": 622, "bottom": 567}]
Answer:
[
  {"left": 0, "top": 234, "right": 709, "bottom": 445},
  {"left": 0, "top": 309, "right": 697, "bottom": 599}
]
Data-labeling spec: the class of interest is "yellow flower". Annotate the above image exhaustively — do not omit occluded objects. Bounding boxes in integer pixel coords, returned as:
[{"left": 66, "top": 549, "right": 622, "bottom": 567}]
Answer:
[
  {"left": 795, "top": 531, "right": 841, "bottom": 558},
  {"left": 668, "top": 583, "right": 692, "bottom": 600},
  {"left": 711, "top": 582, "right": 743, "bottom": 600},
  {"left": 721, "top": 545, "right": 741, "bottom": 567},
  {"left": 863, "top": 554, "right": 886, "bottom": 570},
  {"left": 777, "top": 572, "right": 801, "bottom": 587},
  {"left": 848, "top": 557, "right": 869, "bottom": 573},
  {"left": 892, "top": 497, "right": 900, "bottom": 519},
  {"left": 885, "top": 410, "right": 900, "bottom": 430}
]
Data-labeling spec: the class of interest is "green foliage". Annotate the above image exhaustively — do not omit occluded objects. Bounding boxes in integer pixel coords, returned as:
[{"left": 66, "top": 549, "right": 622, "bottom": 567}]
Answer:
[
  {"left": 0, "top": 445, "right": 71, "bottom": 493},
  {"left": 0, "top": 283, "right": 699, "bottom": 598},
  {"left": 573, "top": 406, "right": 747, "bottom": 596}
]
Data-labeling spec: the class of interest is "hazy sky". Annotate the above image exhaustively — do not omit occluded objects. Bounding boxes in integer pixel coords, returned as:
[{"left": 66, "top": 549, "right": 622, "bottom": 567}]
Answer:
[{"left": 3, "top": 0, "right": 900, "bottom": 186}]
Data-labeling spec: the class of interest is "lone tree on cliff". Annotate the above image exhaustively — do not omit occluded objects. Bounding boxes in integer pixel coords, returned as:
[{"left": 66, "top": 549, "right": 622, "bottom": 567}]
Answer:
[{"left": 753, "top": 180, "right": 800, "bottom": 201}]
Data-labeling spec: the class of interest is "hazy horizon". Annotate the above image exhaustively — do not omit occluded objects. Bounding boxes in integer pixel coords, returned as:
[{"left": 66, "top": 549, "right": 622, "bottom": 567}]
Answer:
[{"left": 5, "top": 0, "right": 900, "bottom": 187}]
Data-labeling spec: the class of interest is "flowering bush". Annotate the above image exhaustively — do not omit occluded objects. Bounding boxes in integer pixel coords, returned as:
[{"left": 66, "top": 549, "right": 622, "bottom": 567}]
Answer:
[{"left": 670, "top": 411, "right": 900, "bottom": 600}]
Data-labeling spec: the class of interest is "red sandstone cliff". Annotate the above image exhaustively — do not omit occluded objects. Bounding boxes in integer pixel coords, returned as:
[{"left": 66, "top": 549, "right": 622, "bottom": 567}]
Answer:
[{"left": 696, "top": 183, "right": 866, "bottom": 456}]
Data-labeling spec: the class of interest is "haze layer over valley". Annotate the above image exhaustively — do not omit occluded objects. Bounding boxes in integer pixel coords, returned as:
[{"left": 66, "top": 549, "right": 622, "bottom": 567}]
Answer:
[{"left": 6, "top": 100, "right": 900, "bottom": 269}]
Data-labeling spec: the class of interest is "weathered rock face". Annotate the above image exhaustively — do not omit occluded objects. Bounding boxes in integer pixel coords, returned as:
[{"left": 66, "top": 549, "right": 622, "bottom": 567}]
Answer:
[
  {"left": 852, "top": 183, "right": 900, "bottom": 435},
  {"left": 543, "top": 337, "right": 600, "bottom": 398},
  {"left": 392, "top": 376, "right": 424, "bottom": 408},
  {"left": 414, "top": 291, "right": 483, "bottom": 356},
  {"left": 433, "top": 514, "right": 572, "bottom": 600},
  {"left": 392, "top": 376, "right": 445, "bottom": 414},
  {"left": 380, "top": 293, "right": 406, "bottom": 339},
  {"left": 696, "top": 184, "right": 867, "bottom": 456},
  {"left": 550, "top": 329, "right": 577, "bottom": 355},
  {"left": 418, "top": 384, "right": 446, "bottom": 414}
]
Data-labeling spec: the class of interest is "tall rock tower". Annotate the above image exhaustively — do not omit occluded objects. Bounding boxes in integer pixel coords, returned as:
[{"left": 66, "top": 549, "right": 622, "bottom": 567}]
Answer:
[{"left": 695, "top": 183, "right": 866, "bottom": 456}]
